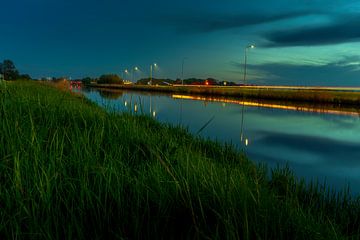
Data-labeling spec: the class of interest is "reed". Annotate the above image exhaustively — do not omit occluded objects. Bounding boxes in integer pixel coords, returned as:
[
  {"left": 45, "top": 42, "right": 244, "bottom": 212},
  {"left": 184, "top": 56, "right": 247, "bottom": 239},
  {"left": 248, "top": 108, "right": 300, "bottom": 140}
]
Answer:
[{"left": 0, "top": 81, "right": 359, "bottom": 239}]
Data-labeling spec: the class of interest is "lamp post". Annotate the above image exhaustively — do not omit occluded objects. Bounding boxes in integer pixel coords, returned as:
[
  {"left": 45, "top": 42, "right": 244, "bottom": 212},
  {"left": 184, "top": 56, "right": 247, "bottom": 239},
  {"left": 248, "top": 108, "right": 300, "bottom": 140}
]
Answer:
[
  {"left": 243, "top": 44, "right": 255, "bottom": 85},
  {"left": 132, "top": 66, "right": 139, "bottom": 83},
  {"left": 124, "top": 69, "right": 129, "bottom": 82},
  {"left": 150, "top": 63, "right": 157, "bottom": 85},
  {"left": 181, "top": 57, "right": 187, "bottom": 85}
]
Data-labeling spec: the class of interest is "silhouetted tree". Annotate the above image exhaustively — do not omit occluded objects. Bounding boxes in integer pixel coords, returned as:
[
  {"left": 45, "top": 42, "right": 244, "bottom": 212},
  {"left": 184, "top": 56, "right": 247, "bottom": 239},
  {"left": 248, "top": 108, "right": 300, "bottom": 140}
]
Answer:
[
  {"left": 97, "top": 74, "right": 123, "bottom": 84},
  {"left": 19, "top": 74, "right": 32, "bottom": 80},
  {"left": 0, "top": 60, "right": 19, "bottom": 80},
  {"left": 81, "top": 77, "right": 93, "bottom": 85}
]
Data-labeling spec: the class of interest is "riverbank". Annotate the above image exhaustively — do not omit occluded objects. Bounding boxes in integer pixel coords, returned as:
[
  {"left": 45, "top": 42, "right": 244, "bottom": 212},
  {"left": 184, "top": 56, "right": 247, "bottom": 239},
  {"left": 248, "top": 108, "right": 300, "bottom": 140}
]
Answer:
[
  {"left": 90, "top": 83, "right": 360, "bottom": 106},
  {"left": 1, "top": 81, "right": 359, "bottom": 239},
  {"left": 92, "top": 87, "right": 360, "bottom": 117}
]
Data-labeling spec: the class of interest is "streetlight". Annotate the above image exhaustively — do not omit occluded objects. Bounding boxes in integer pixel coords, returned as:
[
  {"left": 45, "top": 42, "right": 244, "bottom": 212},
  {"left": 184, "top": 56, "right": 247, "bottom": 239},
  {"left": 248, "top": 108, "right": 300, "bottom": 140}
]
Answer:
[
  {"left": 243, "top": 44, "right": 255, "bottom": 85},
  {"left": 150, "top": 63, "right": 158, "bottom": 85},
  {"left": 181, "top": 57, "right": 187, "bottom": 85},
  {"left": 241, "top": 44, "right": 254, "bottom": 148},
  {"left": 123, "top": 69, "right": 129, "bottom": 81},
  {"left": 132, "top": 66, "right": 139, "bottom": 83}
]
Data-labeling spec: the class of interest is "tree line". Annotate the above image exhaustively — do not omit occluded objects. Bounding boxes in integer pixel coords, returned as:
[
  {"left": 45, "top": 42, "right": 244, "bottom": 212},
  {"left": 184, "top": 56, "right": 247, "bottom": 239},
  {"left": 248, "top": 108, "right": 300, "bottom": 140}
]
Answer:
[
  {"left": 0, "top": 59, "right": 31, "bottom": 80},
  {"left": 0, "top": 60, "right": 237, "bottom": 86}
]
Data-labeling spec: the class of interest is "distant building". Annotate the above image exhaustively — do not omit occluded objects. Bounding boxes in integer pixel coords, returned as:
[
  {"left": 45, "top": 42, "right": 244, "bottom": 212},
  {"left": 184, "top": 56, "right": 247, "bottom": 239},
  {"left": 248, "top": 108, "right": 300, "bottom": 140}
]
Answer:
[
  {"left": 219, "top": 81, "right": 238, "bottom": 86},
  {"left": 204, "top": 78, "right": 218, "bottom": 85},
  {"left": 123, "top": 80, "right": 133, "bottom": 85}
]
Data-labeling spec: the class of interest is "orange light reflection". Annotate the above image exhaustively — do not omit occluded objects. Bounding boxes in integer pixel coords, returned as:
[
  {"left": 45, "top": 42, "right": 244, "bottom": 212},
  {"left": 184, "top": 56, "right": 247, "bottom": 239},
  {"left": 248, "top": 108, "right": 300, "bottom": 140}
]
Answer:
[{"left": 172, "top": 94, "right": 360, "bottom": 117}]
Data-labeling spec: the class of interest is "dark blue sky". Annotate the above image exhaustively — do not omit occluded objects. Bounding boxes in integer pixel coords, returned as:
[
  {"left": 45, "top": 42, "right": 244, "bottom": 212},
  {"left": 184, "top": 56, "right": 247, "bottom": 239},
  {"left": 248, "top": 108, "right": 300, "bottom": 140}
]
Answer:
[{"left": 2, "top": 0, "right": 360, "bottom": 85}]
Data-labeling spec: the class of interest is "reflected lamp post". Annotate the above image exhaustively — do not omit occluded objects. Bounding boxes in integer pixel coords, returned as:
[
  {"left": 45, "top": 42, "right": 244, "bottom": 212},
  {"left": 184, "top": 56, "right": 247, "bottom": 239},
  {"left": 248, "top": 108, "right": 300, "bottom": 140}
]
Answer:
[
  {"left": 240, "top": 103, "right": 250, "bottom": 147},
  {"left": 241, "top": 44, "right": 254, "bottom": 148},
  {"left": 243, "top": 44, "right": 255, "bottom": 85}
]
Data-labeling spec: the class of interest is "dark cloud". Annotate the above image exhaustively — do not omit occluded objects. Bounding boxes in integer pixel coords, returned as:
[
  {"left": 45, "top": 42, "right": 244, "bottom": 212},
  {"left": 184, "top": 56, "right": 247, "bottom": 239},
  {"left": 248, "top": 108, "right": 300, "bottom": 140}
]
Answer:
[
  {"left": 264, "top": 15, "right": 360, "bottom": 46},
  {"left": 159, "top": 11, "right": 318, "bottom": 33},
  {"left": 231, "top": 55, "right": 360, "bottom": 86}
]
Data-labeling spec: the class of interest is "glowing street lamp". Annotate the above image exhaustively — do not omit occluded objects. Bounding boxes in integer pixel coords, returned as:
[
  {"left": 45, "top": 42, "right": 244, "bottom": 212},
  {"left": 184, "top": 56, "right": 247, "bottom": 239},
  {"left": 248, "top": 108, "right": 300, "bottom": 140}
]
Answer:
[
  {"left": 150, "top": 63, "right": 158, "bottom": 85},
  {"left": 123, "top": 69, "right": 129, "bottom": 81},
  {"left": 132, "top": 66, "right": 139, "bottom": 83},
  {"left": 243, "top": 44, "right": 255, "bottom": 85},
  {"left": 181, "top": 57, "right": 187, "bottom": 85}
]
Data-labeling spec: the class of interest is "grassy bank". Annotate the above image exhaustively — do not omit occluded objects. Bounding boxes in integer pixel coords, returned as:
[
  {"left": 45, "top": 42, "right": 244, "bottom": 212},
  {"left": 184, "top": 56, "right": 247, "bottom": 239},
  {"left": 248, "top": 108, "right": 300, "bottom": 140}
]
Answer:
[
  {"left": 1, "top": 81, "right": 360, "bottom": 239},
  {"left": 90, "top": 83, "right": 360, "bottom": 106}
]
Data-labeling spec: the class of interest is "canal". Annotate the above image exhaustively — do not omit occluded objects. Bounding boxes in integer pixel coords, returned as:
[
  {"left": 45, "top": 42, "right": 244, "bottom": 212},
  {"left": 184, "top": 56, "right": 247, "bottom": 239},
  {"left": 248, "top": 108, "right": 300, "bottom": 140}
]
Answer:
[{"left": 80, "top": 87, "right": 360, "bottom": 195}]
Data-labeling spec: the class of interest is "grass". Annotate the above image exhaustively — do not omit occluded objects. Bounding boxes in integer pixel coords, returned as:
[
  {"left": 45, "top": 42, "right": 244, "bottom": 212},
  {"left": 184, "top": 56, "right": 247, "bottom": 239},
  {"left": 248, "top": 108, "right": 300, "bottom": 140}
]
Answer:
[
  {"left": 1, "top": 80, "right": 360, "bottom": 239},
  {"left": 90, "top": 83, "right": 360, "bottom": 106}
]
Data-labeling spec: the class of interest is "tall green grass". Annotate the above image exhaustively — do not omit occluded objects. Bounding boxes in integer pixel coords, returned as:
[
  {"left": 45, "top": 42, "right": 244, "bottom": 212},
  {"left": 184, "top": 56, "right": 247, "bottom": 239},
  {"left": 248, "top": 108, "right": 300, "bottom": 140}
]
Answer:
[{"left": 0, "top": 81, "right": 359, "bottom": 239}]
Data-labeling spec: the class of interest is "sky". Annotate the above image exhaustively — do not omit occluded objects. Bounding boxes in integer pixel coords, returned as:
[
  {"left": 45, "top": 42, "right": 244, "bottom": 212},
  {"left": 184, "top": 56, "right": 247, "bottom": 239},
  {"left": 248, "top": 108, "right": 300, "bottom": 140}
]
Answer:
[{"left": 1, "top": 0, "right": 360, "bottom": 86}]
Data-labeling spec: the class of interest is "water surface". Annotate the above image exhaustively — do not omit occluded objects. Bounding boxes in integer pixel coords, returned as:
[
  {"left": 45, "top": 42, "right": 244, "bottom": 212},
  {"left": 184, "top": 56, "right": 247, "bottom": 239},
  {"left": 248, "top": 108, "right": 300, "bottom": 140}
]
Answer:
[{"left": 80, "top": 87, "right": 360, "bottom": 195}]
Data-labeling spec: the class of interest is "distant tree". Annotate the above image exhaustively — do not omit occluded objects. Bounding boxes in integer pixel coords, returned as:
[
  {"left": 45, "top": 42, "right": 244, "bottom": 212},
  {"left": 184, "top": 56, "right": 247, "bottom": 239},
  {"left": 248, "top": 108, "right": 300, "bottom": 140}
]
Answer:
[
  {"left": 19, "top": 74, "right": 32, "bottom": 80},
  {"left": 81, "top": 77, "right": 93, "bottom": 85},
  {"left": 97, "top": 74, "right": 123, "bottom": 84},
  {"left": 1, "top": 60, "right": 19, "bottom": 80}
]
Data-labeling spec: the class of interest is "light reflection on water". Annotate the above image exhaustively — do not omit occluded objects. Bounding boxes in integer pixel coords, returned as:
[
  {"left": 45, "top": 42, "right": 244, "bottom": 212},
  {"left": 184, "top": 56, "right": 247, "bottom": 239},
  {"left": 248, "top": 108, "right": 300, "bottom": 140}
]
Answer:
[{"left": 81, "top": 88, "right": 360, "bottom": 195}]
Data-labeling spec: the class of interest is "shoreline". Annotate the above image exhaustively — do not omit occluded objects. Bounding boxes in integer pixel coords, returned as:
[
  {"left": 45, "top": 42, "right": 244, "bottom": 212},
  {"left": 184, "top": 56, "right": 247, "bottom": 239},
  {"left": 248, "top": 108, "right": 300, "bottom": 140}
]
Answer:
[
  {"left": 87, "top": 84, "right": 360, "bottom": 116},
  {"left": 88, "top": 83, "right": 360, "bottom": 106}
]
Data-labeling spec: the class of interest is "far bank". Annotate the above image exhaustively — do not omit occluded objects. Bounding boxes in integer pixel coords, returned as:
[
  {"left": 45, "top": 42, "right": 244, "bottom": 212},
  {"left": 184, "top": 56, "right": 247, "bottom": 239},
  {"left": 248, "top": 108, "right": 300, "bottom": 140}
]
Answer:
[{"left": 88, "top": 83, "right": 360, "bottom": 106}]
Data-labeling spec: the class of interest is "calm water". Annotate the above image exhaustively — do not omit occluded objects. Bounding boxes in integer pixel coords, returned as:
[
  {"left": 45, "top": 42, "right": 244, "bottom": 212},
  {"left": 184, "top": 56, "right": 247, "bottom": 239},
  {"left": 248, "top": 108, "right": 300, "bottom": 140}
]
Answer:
[{"left": 80, "top": 88, "right": 360, "bottom": 195}]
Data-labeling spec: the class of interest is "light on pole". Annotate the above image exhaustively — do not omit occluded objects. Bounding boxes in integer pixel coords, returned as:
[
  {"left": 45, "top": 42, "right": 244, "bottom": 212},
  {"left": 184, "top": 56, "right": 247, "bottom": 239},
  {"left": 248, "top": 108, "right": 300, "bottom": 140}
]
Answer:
[
  {"left": 150, "top": 63, "right": 157, "bottom": 85},
  {"left": 124, "top": 69, "right": 129, "bottom": 82},
  {"left": 243, "top": 44, "right": 255, "bottom": 86},
  {"left": 181, "top": 57, "right": 187, "bottom": 85},
  {"left": 132, "top": 66, "right": 139, "bottom": 83}
]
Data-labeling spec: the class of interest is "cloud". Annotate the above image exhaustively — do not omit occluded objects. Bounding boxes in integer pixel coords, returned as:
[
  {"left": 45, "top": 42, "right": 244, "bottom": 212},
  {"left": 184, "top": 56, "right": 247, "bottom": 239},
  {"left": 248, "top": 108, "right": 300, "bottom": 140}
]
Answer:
[
  {"left": 230, "top": 55, "right": 360, "bottom": 86},
  {"left": 228, "top": 60, "right": 280, "bottom": 81},
  {"left": 263, "top": 15, "right": 360, "bottom": 47},
  {"left": 158, "top": 11, "right": 318, "bottom": 33}
]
